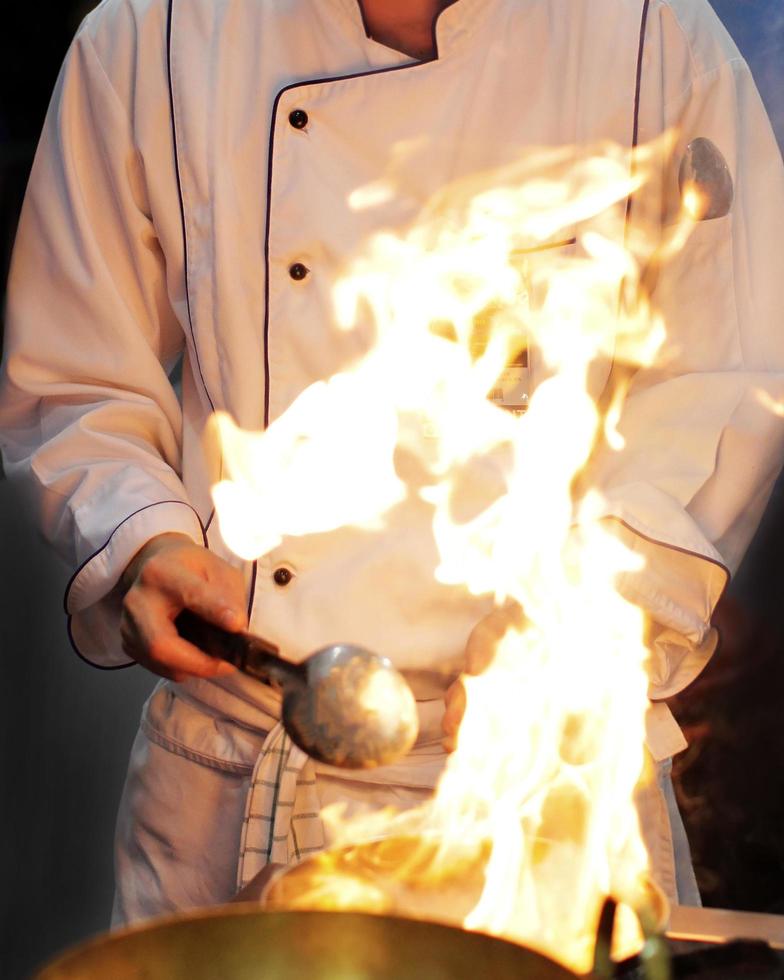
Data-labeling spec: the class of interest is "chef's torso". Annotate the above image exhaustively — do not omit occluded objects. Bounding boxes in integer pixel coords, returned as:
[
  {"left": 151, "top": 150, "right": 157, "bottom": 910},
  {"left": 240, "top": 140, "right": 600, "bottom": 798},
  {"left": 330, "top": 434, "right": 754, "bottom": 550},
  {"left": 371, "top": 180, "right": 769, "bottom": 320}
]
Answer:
[{"left": 82, "top": 0, "right": 722, "bottom": 686}]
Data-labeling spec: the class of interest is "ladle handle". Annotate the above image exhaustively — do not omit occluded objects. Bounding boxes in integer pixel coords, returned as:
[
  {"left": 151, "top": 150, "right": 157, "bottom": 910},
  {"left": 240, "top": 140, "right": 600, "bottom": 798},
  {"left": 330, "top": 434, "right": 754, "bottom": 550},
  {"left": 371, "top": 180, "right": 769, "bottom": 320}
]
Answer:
[{"left": 175, "top": 609, "right": 302, "bottom": 687}]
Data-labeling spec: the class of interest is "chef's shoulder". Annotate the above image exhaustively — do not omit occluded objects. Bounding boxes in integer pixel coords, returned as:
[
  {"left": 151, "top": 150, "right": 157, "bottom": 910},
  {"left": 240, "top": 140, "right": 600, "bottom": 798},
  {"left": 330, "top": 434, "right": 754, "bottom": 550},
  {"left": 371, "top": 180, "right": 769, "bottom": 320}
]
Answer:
[
  {"left": 77, "top": 0, "right": 172, "bottom": 56},
  {"left": 646, "top": 0, "right": 744, "bottom": 94},
  {"left": 67, "top": 0, "right": 171, "bottom": 109}
]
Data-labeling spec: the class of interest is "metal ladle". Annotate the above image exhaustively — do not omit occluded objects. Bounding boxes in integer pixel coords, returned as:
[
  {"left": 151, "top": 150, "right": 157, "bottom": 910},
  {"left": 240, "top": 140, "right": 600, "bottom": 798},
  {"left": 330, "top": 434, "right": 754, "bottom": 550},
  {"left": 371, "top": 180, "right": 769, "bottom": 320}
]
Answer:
[{"left": 175, "top": 610, "right": 419, "bottom": 769}]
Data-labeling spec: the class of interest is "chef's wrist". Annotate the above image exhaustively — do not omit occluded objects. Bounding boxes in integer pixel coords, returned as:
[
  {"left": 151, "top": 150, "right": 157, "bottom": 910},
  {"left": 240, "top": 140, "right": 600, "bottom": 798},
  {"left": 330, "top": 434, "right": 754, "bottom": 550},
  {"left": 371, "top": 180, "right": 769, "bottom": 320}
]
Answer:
[{"left": 119, "top": 531, "right": 198, "bottom": 595}]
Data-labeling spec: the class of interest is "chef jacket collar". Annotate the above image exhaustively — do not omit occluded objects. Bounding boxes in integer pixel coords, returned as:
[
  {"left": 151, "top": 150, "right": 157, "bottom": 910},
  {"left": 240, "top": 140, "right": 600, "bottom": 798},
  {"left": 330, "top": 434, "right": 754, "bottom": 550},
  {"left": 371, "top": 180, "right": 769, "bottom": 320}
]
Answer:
[{"left": 329, "top": 0, "right": 492, "bottom": 61}]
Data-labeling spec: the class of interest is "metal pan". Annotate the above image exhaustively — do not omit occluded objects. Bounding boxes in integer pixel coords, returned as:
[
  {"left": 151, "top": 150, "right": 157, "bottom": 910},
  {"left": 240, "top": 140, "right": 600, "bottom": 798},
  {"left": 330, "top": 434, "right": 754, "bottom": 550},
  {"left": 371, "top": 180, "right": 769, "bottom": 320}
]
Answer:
[{"left": 34, "top": 908, "right": 583, "bottom": 979}]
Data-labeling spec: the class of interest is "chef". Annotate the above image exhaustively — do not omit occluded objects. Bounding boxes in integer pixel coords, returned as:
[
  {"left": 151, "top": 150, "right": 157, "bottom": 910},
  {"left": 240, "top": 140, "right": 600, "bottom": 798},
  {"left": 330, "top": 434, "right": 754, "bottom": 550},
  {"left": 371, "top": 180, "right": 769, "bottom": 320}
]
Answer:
[{"left": 1, "top": 0, "right": 783, "bottom": 924}]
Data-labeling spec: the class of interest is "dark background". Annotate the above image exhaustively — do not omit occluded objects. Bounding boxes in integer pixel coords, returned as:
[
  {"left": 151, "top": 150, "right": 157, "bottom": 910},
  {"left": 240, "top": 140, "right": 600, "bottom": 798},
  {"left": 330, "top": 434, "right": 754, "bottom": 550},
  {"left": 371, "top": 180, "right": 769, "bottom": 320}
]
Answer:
[{"left": 0, "top": 2, "right": 783, "bottom": 977}]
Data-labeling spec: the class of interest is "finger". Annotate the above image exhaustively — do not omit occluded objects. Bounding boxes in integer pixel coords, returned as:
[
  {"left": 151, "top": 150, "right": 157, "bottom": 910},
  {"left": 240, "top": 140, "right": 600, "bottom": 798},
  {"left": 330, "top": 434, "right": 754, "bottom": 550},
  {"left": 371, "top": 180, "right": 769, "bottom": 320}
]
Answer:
[
  {"left": 140, "top": 551, "right": 246, "bottom": 631},
  {"left": 203, "top": 560, "right": 249, "bottom": 632},
  {"left": 124, "top": 590, "right": 236, "bottom": 679},
  {"left": 121, "top": 628, "right": 184, "bottom": 682},
  {"left": 464, "top": 621, "right": 500, "bottom": 675},
  {"left": 441, "top": 679, "right": 467, "bottom": 737},
  {"left": 163, "top": 567, "right": 246, "bottom": 632},
  {"left": 442, "top": 734, "right": 457, "bottom": 754},
  {"left": 464, "top": 601, "right": 526, "bottom": 675},
  {"left": 142, "top": 629, "right": 237, "bottom": 680}
]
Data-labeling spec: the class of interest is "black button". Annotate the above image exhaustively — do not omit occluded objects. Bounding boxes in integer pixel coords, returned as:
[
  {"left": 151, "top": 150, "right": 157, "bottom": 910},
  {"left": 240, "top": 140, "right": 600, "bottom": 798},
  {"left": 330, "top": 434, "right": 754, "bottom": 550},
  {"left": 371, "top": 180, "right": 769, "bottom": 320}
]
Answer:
[
  {"left": 273, "top": 567, "right": 293, "bottom": 586},
  {"left": 288, "top": 109, "right": 308, "bottom": 130},
  {"left": 289, "top": 262, "right": 309, "bottom": 281}
]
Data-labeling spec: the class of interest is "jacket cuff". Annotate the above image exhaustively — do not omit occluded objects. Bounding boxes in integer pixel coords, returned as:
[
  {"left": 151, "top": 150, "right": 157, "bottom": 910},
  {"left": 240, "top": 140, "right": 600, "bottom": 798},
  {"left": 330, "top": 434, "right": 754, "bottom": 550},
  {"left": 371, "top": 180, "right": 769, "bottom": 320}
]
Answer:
[
  {"left": 645, "top": 702, "right": 688, "bottom": 762},
  {"left": 598, "top": 517, "right": 728, "bottom": 698},
  {"left": 65, "top": 500, "right": 207, "bottom": 668},
  {"left": 646, "top": 624, "right": 719, "bottom": 701}
]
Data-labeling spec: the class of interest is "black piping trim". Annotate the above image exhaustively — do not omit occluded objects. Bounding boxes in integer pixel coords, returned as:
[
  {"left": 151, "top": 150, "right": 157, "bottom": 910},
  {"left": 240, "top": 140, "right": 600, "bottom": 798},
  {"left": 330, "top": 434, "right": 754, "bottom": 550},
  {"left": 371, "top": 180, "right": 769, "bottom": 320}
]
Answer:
[
  {"left": 168, "top": 0, "right": 221, "bottom": 564},
  {"left": 631, "top": 0, "right": 651, "bottom": 152},
  {"left": 255, "top": 33, "right": 441, "bottom": 633},
  {"left": 63, "top": 498, "right": 208, "bottom": 668},
  {"left": 262, "top": 57, "right": 440, "bottom": 429},
  {"left": 63, "top": 498, "right": 209, "bottom": 615},
  {"left": 603, "top": 514, "right": 731, "bottom": 601},
  {"left": 67, "top": 618, "right": 135, "bottom": 671},
  {"left": 604, "top": 0, "right": 652, "bottom": 412},
  {"left": 624, "top": 0, "right": 651, "bottom": 234},
  {"left": 247, "top": 559, "right": 258, "bottom": 621},
  {"left": 167, "top": 0, "right": 216, "bottom": 414}
]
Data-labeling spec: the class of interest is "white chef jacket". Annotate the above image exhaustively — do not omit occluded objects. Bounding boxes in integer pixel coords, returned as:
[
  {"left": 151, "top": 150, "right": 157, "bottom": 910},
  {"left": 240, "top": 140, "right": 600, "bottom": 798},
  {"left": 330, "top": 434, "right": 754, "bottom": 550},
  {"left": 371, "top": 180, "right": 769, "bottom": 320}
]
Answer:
[{"left": 2, "top": 0, "right": 784, "bottom": 764}]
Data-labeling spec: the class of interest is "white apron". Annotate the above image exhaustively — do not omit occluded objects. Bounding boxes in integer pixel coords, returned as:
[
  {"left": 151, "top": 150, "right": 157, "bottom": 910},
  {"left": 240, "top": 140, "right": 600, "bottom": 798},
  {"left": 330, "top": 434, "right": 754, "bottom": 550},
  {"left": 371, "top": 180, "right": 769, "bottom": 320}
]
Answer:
[{"left": 112, "top": 677, "right": 699, "bottom": 925}]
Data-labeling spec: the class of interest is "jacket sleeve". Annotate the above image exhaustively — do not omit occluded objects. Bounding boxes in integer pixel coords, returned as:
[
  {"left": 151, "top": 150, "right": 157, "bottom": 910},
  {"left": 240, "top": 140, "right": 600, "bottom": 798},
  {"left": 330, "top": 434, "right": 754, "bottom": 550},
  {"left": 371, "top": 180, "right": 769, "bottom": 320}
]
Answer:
[
  {"left": 583, "top": 1, "right": 784, "bottom": 701},
  {"left": 0, "top": 24, "right": 205, "bottom": 667}
]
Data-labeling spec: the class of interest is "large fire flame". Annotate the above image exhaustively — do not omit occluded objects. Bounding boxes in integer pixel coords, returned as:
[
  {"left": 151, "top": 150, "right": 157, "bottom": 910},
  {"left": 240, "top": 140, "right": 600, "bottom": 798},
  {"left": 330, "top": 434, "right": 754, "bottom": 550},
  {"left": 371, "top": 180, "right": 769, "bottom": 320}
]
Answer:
[{"left": 211, "top": 140, "right": 681, "bottom": 972}]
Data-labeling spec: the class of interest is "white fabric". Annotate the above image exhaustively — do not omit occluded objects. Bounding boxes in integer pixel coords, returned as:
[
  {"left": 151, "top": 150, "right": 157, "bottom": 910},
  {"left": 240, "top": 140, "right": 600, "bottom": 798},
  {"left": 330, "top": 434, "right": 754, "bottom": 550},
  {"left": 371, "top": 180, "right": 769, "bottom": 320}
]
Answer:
[
  {"left": 2, "top": 0, "right": 783, "bottom": 909},
  {"left": 236, "top": 726, "right": 324, "bottom": 889},
  {"left": 2, "top": 0, "right": 783, "bottom": 707},
  {"left": 113, "top": 681, "right": 696, "bottom": 924},
  {"left": 2, "top": 0, "right": 783, "bottom": 720}
]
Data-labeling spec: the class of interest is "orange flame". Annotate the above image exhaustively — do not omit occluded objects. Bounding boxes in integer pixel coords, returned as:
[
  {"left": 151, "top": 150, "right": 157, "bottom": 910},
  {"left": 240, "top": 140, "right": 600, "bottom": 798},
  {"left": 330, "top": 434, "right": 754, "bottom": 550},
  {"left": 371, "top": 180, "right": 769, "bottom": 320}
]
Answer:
[{"left": 211, "top": 139, "right": 681, "bottom": 972}]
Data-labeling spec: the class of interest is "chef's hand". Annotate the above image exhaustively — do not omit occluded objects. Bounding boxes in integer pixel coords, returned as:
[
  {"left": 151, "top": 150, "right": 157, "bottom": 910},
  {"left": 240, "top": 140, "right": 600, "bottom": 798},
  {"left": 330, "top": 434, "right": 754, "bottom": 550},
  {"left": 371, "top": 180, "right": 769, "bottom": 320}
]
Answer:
[
  {"left": 119, "top": 532, "right": 248, "bottom": 682},
  {"left": 442, "top": 601, "right": 526, "bottom": 752}
]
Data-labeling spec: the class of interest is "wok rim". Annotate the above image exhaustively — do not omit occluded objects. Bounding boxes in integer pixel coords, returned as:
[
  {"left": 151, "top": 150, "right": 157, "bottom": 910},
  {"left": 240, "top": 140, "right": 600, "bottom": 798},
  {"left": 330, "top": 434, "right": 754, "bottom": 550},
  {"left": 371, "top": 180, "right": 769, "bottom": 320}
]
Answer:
[{"left": 33, "top": 905, "right": 583, "bottom": 979}]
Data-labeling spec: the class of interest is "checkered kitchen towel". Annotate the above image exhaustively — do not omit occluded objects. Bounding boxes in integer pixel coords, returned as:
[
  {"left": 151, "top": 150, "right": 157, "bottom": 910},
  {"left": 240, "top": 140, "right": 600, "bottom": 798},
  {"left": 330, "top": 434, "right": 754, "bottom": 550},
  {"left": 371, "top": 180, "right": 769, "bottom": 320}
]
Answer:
[{"left": 236, "top": 723, "right": 326, "bottom": 890}]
